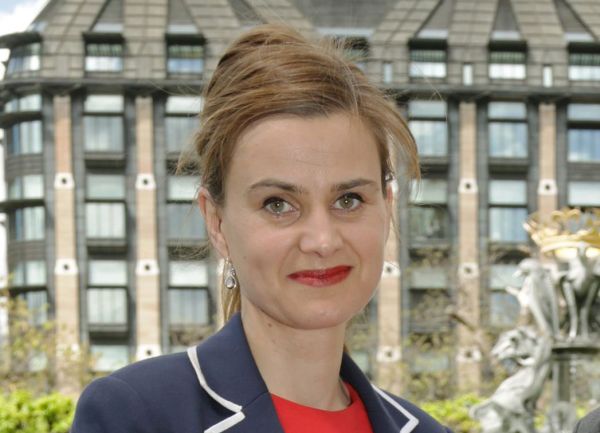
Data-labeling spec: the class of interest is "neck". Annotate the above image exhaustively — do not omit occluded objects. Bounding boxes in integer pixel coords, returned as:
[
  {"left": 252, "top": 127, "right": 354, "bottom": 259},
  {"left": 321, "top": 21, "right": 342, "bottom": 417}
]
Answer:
[{"left": 240, "top": 302, "right": 349, "bottom": 411}]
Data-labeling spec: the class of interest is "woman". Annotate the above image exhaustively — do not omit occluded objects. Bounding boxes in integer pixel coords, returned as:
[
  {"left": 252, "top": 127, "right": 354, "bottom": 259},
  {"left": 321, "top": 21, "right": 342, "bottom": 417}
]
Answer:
[{"left": 71, "top": 24, "right": 453, "bottom": 433}]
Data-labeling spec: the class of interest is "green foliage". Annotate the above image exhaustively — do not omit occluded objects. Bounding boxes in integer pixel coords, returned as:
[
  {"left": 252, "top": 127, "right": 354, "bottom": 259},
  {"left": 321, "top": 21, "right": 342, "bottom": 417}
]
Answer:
[
  {"left": 0, "top": 391, "right": 74, "bottom": 433},
  {"left": 419, "top": 394, "right": 483, "bottom": 433}
]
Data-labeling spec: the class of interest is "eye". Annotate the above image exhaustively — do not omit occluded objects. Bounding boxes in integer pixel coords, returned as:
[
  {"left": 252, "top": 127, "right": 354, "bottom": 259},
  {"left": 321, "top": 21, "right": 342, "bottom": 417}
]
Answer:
[
  {"left": 263, "top": 197, "right": 294, "bottom": 215},
  {"left": 333, "top": 193, "right": 363, "bottom": 211}
]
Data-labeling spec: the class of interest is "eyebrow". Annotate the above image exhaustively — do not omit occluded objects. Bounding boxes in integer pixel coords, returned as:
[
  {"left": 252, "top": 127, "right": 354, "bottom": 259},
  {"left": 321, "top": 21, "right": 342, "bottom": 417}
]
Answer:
[{"left": 247, "top": 178, "right": 378, "bottom": 194}]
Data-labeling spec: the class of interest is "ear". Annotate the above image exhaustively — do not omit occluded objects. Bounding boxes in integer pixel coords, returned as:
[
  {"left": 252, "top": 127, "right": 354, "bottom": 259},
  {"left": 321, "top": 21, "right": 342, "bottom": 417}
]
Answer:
[{"left": 197, "top": 187, "right": 230, "bottom": 259}]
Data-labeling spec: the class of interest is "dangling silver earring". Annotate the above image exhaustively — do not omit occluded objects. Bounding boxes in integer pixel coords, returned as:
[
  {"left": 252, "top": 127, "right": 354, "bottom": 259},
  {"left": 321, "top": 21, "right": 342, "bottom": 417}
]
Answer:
[{"left": 224, "top": 258, "right": 238, "bottom": 290}]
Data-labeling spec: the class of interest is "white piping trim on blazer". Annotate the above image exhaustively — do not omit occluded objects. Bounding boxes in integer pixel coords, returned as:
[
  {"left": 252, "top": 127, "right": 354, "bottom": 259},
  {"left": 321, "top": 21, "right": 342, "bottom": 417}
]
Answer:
[
  {"left": 372, "top": 385, "right": 420, "bottom": 433},
  {"left": 187, "top": 347, "right": 246, "bottom": 433}
]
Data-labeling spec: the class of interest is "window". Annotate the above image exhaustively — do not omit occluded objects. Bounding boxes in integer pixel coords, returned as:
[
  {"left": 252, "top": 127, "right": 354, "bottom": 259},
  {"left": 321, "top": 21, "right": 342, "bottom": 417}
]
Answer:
[
  {"left": 8, "top": 120, "right": 43, "bottom": 155},
  {"left": 6, "top": 43, "right": 41, "bottom": 75},
  {"left": 84, "top": 95, "right": 124, "bottom": 152},
  {"left": 568, "top": 104, "right": 600, "bottom": 162},
  {"left": 488, "top": 102, "right": 528, "bottom": 158},
  {"left": 90, "top": 345, "right": 129, "bottom": 371},
  {"left": 17, "top": 290, "right": 48, "bottom": 327},
  {"left": 87, "top": 260, "right": 128, "bottom": 328},
  {"left": 88, "top": 288, "right": 127, "bottom": 325},
  {"left": 85, "top": 43, "right": 123, "bottom": 72},
  {"left": 569, "top": 52, "right": 600, "bottom": 81},
  {"left": 489, "top": 50, "right": 526, "bottom": 79},
  {"left": 408, "top": 100, "right": 447, "bottom": 157},
  {"left": 168, "top": 261, "right": 210, "bottom": 326},
  {"left": 489, "top": 180, "right": 528, "bottom": 243},
  {"left": 488, "top": 264, "right": 521, "bottom": 328},
  {"left": 168, "top": 176, "right": 198, "bottom": 201},
  {"left": 568, "top": 182, "right": 600, "bottom": 206},
  {"left": 165, "top": 96, "right": 201, "bottom": 154},
  {"left": 167, "top": 44, "right": 204, "bottom": 74},
  {"left": 167, "top": 204, "right": 205, "bottom": 241},
  {"left": 10, "top": 260, "right": 46, "bottom": 286},
  {"left": 4, "top": 94, "right": 42, "bottom": 112},
  {"left": 86, "top": 203, "right": 126, "bottom": 239},
  {"left": 543, "top": 65, "right": 553, "bottom": 87},
  {"left": 409, "top": 49, "right": 446, "bottom": 78},
  {"left": 8, "top": 175, "right": 44, "bottom": 200},
  {"left": 409, "top": 290, "right": 451, "bottom": 333},
  {"left": 409, "top": 179, "right": 449, "bottom": 244},
  {"left": 383, "top": 62, "right": 393, "bottom": 84},
  {"left": 463, "top": 63, "right": 473, "bottom": 85},
  {"left": 10, "top": 206, "right": 45, "bottom": 240},
  {"left": 86, "top": 174, "right": 126, "bottom": 239}
]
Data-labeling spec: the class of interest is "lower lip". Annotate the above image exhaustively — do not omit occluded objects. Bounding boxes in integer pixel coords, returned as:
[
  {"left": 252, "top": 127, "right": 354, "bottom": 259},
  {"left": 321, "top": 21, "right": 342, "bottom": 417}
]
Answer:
[{"left": 287, "top": 266, "right": 352, "bottom": 287}]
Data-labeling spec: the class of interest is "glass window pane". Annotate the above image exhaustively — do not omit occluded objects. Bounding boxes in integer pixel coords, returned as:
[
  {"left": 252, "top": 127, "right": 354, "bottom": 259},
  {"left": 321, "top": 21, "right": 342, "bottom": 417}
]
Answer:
[
  {"left": 26, "top": 261, "right": 46, "bottom": 285},
  {"left": 167, "top": 204, "right": 206, "bottom": 240},
  {"left": 489, "top": 207, "right": 528, "bottom": 242},
  {"left": 168, "top": 288, "right": 209, "bottom": 325},
  {"left": 89, "top": 260, "right": 127, "bottom": 286},
  {"left": 489, "top": 180, "right": 527, "bottom": 205},
  {"left": 488, "top": 102, "right": 526, "bottom": 119},
  {"left": 168, "top": 176, "right": 198, "bottom": 201},
  {"left": 165, "top": 96, "right": 203, "bottom": 114},
  {"left": 489, "top": 264, "right": 523, "bottom": 289},
  {"left": 88, "top": 288, "right": 127, "bottom": 325},
  {"left": 84, "top": 95, "right": 124, "bottom": 113},
  {"left": 169, "top": 261, "right": 208, "bottom": 286},
  {"left": 410, "top": 350, "right": 450, "bottom": 374},
  {"left": 90, "top": 345, "right": 129, "bottom": 371},
  {"left": 20, "top": 290, "right": 48, "bottom": 326},
  {"left": 18, "top": 94, "right": 42, "bottom": 111},
  {"left": 411, "top": 179, "right": 447, "bottom": 204},
  {"left": 568, "top": 129, "right": 600, "bottom": 162},
  {"left": 9, "top": 175, "right": 44, "bottom": 200},
  {"left": 490, "top": 291, "right": 520, "bottom": 328},
  {"left": 409, "top": 207, "right": 448, "bottom": 242},
  {"left": 409, "top": 290, "right": 450, "bottom": 333},
  {"left": 410, "top": 266, "right": 447, "bottom": 289},
  {"left": 87, "top": 174, "right": 125, "bottom": 199},
  {"left": 409, "top": 120, "right": 448, "bottom": 156},
  {"left": 569, "top": 181, "right": 600, "bottom": 206},
  {"left": 86, "top": 203, "right": 126, "bottom": 238},
  {"left": 408, "top": 100, "right": 447, "bottom": 118},
  {"left": 568, "top": 104, "right": 600, "bottom": 121},
  {"left": 84, "top": 116, "right": 124, "bottom": 151},
  {"left": 489, "top": 64, "right": 526, "bottom": 80},
  {"left": 16, "top": 206, "right": 45, "bottom": 240},
  {"left": 165, "top": 116, "right": 197, "bottom": 153},
  {"left": 489, "top": 122, "right": 528, "bottom": 158}
]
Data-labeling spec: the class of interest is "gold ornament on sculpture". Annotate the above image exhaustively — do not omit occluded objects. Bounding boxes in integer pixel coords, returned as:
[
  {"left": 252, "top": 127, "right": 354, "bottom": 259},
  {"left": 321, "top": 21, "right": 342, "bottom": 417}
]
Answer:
[{"left": 524, "top": 208, "right": 600, "bottom": 260}]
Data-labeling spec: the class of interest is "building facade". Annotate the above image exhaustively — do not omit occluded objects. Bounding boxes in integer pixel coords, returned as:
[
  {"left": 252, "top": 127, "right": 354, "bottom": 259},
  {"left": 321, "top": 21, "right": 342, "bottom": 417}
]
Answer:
[{"left": 1, "top": 0, "right": 600, "bottom": 395}]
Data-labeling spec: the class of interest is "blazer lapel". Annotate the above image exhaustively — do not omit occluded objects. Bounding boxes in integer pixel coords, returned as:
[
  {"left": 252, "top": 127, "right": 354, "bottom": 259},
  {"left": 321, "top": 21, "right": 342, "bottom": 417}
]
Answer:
[{"left": 192, "top": 313, "right": 420, "bottom": 433}]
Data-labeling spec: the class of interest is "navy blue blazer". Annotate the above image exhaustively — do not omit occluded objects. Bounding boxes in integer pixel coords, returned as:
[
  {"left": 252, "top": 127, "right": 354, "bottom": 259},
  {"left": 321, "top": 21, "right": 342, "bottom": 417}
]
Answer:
[{"left": 71, "top": 313, "right": 453, "bottom": 433}]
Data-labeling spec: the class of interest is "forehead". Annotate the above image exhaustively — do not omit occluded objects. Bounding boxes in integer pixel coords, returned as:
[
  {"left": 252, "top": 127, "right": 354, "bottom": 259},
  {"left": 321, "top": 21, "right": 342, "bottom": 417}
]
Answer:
[{"left": 227, "top": 113, "right": 381, "bottom": 190}]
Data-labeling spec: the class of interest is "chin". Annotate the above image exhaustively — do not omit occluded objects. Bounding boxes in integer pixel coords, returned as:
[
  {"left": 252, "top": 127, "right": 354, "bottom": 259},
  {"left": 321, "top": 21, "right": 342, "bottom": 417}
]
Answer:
[{"left": 284, "top": 303, "right": 361, "bottom": 331}]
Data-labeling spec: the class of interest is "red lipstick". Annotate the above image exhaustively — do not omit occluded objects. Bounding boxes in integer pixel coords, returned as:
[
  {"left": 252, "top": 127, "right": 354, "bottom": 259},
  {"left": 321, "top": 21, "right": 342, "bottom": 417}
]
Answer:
[{"left": 287, "top": 266, "right": 352, "bottom": 287}]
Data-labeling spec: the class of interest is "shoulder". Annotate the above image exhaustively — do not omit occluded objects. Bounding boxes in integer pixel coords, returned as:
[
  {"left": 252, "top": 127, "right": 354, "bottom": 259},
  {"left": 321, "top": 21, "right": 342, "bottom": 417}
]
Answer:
[
  {"left": 72, "top": 351, "right": 207, "bottom": 433},
  {"left": 374, "top": 387, "right": 454, "bottom": 433},
  {"left": 574, "top": 407, "right": 600, "bottom": 433}
]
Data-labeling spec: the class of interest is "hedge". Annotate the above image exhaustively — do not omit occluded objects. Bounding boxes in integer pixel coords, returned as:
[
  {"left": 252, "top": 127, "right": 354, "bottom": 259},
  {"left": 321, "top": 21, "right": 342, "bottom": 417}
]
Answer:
[{"left": 0, "top": 391, "right": 74, "bottom": 433}]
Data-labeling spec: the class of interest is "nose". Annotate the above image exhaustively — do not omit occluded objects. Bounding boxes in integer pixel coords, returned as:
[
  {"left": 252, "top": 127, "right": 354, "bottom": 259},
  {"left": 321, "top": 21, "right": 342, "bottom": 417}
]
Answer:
[{"left": 298, "top": 207, "right": 343, "bottom": 257}]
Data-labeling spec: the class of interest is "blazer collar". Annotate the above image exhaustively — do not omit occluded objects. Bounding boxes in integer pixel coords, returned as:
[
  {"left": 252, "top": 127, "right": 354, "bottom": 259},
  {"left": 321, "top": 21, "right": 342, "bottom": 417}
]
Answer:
[{"left": 193, "top": 313, "right": 419, "bottom": 433}]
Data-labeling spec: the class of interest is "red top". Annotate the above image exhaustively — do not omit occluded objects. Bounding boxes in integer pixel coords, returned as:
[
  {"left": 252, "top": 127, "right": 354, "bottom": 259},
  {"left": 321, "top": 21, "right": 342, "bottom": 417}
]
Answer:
[{"left": 271, "top": 382, "right": 374, "bottom": 433}]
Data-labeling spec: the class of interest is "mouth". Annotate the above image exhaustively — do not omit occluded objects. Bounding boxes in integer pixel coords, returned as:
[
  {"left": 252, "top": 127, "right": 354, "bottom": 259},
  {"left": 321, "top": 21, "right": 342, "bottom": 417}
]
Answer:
[{"left": 287, "top": 266, "right": 352, "bottom": 287}]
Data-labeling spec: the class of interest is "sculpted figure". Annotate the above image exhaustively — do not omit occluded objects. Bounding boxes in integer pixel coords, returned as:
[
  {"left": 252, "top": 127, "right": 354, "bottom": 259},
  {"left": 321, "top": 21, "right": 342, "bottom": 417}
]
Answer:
[
  {"left": 557, "top": 247, "right": 600, "bottom": 340},
  {"left": 470, "top": 327, "right": 552, "bottom": 433},
  {"left": 506, "top": 259, "right": 560, "bottom": 337}
]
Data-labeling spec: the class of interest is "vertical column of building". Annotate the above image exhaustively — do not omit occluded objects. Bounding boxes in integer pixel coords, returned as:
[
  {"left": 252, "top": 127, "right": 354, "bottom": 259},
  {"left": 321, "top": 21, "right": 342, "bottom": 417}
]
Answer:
[
  {"left": 135, "top": 96, "right": 161, "bottom": 360},
  {"left": 456, "top": 102, "right": 481, "bottom": 392},
  {"left": 538, "top": 103, "right": 558, "bottom": 219},
  {"left": 53, "top": 95, "right": 80, "bottom": 395},
  {"left": 376, "top": 232, "right": 403, "bottom": 394}
]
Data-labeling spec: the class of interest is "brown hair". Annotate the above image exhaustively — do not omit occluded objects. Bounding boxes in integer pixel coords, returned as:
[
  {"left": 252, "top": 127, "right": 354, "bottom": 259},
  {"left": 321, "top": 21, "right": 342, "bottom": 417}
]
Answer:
[{"left": 180, "top": 24, "right": 419, "bottom": 322}]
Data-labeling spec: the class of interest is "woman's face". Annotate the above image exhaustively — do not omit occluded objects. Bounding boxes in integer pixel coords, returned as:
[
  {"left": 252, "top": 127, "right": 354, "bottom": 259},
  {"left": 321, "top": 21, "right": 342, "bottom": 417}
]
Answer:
[{"left": 202, "top": 112, "right": 392, "bottom": 331}]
